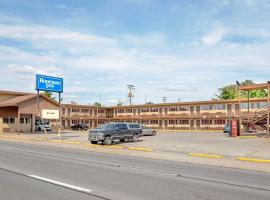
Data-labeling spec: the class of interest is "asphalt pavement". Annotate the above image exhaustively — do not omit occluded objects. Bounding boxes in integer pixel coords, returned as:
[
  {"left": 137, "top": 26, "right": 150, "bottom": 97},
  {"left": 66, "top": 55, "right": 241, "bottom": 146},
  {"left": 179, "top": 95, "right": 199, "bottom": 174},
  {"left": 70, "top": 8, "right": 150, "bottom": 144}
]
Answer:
[{"left": 0, "top": 140, "right": 270, "bottom": 200}]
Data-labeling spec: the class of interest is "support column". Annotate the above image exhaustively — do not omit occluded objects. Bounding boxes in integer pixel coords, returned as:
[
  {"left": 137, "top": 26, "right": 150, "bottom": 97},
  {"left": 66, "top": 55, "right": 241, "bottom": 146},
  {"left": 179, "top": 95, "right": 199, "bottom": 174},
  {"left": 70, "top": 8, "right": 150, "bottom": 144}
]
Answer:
[
  {"left": 0, "top": 117, "right": 3, "bottom": 134},
  {"left": 17, "top": 112, "right": 20, "bottom": 135},
  {"left": 31, "top": 115, "right": 35, "bottom": 133}
]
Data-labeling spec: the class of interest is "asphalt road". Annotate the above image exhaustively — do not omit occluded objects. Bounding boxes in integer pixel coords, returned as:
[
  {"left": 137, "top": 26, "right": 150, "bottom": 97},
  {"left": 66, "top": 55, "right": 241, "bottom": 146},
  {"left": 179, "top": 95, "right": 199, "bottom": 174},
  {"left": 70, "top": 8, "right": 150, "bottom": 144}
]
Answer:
[{"left": 0, "top": 140, "right": 270, "bottom": 200}]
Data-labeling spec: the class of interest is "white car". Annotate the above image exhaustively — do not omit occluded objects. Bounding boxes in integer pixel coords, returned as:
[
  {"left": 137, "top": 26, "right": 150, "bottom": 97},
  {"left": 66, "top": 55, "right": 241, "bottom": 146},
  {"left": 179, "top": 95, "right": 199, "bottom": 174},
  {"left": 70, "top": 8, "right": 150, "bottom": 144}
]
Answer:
[
  {"left": 35, "top": 122, "right": 51, "bottom": 131},
  {"left": 141, "top": 126, "right": 156, "bottom": 136}
]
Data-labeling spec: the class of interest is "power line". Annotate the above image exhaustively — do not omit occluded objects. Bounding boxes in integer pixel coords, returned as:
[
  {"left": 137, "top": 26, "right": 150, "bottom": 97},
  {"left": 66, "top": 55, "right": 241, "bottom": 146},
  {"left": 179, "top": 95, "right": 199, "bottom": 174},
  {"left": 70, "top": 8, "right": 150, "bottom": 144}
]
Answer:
[
  {"left": 127, "top": 84, "right": 135, "bottom": 105},
  {"left": 162, "top": 96, "right": 167, "bottom": 103}
]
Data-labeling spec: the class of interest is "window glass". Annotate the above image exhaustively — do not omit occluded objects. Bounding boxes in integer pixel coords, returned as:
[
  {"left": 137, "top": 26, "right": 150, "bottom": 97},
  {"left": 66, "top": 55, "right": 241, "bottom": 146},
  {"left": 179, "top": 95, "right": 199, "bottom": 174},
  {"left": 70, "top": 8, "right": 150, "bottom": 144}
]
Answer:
[
  {"left": 3, "top": 118, "right": 9, "bottom": 124},
  {"left": 201, "top": 105, "right": 211, "bottom": 110},
  {"left": 25, "top": 118, "right": 30, "bottom": 124},
  {"left": 20, "top": 118, "right": 24, "bottom": 124},
  {"left": 9, "top": 118, "right": 15, "bottom": 124},
  {"left": 120, "top": 124, "right": 128, "bottom": 129}
]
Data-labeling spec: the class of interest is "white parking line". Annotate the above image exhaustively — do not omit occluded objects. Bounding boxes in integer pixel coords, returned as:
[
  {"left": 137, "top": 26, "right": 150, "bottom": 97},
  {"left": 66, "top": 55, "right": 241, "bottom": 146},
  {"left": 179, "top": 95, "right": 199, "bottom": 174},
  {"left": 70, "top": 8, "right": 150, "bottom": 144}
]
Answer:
[{"left": 29, "top": 175, "right": 92, "bottom": 193}]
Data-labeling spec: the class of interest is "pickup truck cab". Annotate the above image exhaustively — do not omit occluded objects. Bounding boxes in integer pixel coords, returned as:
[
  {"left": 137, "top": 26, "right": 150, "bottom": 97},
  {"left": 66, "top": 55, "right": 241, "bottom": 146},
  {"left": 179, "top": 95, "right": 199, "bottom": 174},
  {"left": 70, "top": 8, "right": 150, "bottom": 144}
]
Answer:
[{"left": 88, "top": 123, "right": 142, "bottom": 145}]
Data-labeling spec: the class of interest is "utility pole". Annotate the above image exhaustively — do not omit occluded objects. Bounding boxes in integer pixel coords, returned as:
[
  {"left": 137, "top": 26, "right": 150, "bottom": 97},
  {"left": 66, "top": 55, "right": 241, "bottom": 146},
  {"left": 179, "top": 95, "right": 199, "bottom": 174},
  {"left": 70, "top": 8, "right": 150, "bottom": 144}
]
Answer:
[
  {"left": 162, "top": 96, "right": 167, "bottom": 103},
  {"left": 127, "top": 84, "right": 135, "bottom": 105},
  {"left": 145, "top": 94, "right": 147, "bottom": 104}
]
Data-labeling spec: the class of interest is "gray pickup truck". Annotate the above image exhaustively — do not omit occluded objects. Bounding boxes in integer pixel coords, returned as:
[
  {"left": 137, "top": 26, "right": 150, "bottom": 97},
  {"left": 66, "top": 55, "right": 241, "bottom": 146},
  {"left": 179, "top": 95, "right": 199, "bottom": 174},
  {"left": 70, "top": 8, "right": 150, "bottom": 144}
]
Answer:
[{"left": 88, "top": 122, "right": 142, "bottom": 145}]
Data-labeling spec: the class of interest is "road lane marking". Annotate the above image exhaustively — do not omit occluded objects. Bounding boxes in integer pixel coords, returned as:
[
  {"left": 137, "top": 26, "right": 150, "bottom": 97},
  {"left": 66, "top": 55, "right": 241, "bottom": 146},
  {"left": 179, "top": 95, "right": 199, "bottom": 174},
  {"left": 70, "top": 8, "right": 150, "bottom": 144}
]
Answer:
[
  {"left": 128, "top": 147, "right": 153, "bottom": 152},
  {"left": 29, "top": 175, "right": 92, "bottom": 193},
  {"left": 189, "top": 153, "right": 224, "bottom": 159},
  {"left": 238, "top": 136, "right": 258, "bottom": 139},
  {"left": 237, "top": 157, "right": 270, "bottom": 163}
]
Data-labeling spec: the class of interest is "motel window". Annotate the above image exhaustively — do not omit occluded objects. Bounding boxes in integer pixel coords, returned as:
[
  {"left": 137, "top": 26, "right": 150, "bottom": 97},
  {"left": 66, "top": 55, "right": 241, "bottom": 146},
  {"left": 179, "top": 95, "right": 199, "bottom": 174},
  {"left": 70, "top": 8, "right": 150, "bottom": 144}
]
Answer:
[
  {"left": 149, "top": 108, "right": 158, "bottom": 112},
  {"left": 3, "top": 118, "right": 9, "bottom": 124},
  {"left": 169, "top": 107, "right": 177, "bottom": 112},
  {"left": 126, "top": 109, "right": 133, "bottom": 113},
  {"left": 118, "top": 109, "right": 125, "bottom": 113},
  {"left": 98, "top": 110, "right": 105, "bottom": 114},
  {"left": 20, "top": 118, "right": 25, "bottom": 124},
  {"left": 213, "top": 104, "right": 225, "bottom": 110},
  {"left": 141, "top": 108, "right": 148, "bottom": 113},
  {"left": 178, "top": 106, "right": 189, "bottom": 111},
  {"left": 25, "top": 118, "right": 30, "bottom": 124},
  {"left": 214, "top": 119, "right": 225, "bottom": 125},
  {"left": 257, "top": 102, "right": 268, "bottom": 109},
  {"left": 9, "top": 118, "right": 15, "bottom": 124},
  {"left": 142, "top": 120, "right": 148, "bottom": 124},
  {"left": 201, "top": 105, "right": 211, "bottom": 110},
  {"left": 202, "top": 120, "right": 212, "bottom": 125},
  {"left": 179, "top": 120, "right": 189, "bottom": 125},
  {"left": 72, "top": 120, "right": 79, "bottom": 124},
  {"left": 72, "top": 108, "right": 79, "bottom": 112},
  {"left": 82, "top": 109, "right": 89, "bottom": 113},
  {"left": 149, "top": 120, "right": 158, "bottom": 124}
]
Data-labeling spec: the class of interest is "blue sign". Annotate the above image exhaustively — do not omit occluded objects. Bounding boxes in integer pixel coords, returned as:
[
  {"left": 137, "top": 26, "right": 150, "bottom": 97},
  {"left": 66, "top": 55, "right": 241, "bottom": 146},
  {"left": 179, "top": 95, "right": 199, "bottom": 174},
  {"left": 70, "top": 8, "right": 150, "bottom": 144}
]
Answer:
[{"left": 36, "top": 74, "right": 63, "bottom": 93}]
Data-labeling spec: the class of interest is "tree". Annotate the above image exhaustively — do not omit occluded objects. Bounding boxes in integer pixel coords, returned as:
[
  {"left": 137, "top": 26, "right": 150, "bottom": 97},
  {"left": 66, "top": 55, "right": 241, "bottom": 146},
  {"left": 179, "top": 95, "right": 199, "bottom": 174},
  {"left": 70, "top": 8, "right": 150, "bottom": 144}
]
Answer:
[
  {"left": 43, "top": 91, "right": 55, "bottom": 100},
  {"left": 146, "top": 101, "right": 154, "bottom": 104},
  {"left": 215, "top": 80, "right": 267, "bottom": 100},
  {"left": 94, "top": 102, "right": 101, "bottom": 107},
  {"left": 116, "top": 100, "right": 124, "bottom": 106}
]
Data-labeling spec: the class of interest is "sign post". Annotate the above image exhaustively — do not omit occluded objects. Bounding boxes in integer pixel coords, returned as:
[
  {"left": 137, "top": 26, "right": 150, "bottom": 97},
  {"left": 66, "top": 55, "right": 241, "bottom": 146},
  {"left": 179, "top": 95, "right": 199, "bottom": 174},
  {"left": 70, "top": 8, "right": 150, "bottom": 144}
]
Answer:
[{"left": 36, "top": 74, "right": 64, "bottom": 139}]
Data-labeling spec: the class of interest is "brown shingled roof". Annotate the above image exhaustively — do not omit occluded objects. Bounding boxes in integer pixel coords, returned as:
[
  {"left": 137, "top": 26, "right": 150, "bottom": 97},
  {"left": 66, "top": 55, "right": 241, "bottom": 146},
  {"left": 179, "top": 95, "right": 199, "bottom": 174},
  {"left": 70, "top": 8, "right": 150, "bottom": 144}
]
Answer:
[{"left": 0, "top": 93, "right": 59, "bottom": 107}]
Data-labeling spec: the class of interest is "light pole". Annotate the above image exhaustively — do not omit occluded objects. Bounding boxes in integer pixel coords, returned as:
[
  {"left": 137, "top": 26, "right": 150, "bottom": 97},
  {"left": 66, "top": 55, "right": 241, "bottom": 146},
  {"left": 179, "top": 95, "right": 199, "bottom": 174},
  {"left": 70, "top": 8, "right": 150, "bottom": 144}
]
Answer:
[
  {"left": 127, "top": 84, "right": 135, "bottom": 105},
  {"left": 236, "top": 81, "right": 241, "bottom": 135}
]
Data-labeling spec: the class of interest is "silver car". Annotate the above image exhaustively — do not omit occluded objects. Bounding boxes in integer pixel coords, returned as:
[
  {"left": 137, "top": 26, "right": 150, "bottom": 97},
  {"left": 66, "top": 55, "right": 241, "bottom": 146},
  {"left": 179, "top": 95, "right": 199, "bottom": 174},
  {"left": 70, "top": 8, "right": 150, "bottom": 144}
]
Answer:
[{"left": 141, "top": 126, "right": 156, "bottom": 136}]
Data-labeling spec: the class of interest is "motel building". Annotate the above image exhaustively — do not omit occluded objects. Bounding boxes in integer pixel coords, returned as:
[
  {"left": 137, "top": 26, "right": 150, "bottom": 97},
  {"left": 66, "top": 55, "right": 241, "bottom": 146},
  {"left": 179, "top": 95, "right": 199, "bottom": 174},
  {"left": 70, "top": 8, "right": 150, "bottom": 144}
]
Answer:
[
  {"left": 0, "top": 90, "right": 59, "bottom": 133},
  {"left": 0, "top": 81, "right": 269, "bottom": 134}
]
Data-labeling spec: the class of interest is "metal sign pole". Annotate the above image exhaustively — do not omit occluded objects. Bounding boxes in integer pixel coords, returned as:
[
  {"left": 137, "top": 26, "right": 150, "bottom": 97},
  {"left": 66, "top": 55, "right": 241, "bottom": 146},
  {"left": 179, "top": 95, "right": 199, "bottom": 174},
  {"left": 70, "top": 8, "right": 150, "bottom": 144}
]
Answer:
[{"left": 58, "top": 92, "right": 61, "bottom": 139}]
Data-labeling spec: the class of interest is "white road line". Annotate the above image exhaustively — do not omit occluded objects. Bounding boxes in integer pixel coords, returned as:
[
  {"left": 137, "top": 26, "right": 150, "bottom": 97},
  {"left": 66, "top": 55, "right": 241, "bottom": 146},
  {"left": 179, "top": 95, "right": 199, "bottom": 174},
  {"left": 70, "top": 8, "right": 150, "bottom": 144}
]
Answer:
[{"left": 29, "top": 175, "right": 92, "bottom": 193}]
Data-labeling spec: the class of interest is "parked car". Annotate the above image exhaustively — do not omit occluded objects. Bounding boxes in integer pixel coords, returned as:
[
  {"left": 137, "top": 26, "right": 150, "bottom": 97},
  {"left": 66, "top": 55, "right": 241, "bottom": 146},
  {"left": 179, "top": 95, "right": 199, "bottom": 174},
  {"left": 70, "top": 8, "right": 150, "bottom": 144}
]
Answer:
[
  {"left": 88, "top": 123, "right": 143, "bottom": 145},
  {"left": 141, "top": 126, "right": 156, "bottom": 136},
  {"left": 71, "top": 123, "right": 89, "bottom": 130},
  {"left": 223, "top": 123, "right": 231, "bottom": 133},
  {"left": 35, "top": 121, "right": 51, "bottom": 131}
]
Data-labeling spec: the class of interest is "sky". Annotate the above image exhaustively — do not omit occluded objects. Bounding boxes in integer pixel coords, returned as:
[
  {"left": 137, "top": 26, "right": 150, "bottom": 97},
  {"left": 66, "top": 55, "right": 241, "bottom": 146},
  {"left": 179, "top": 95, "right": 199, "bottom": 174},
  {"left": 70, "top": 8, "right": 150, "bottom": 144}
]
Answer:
[{"left": 0, "top": 0, "right": 270, "bottom": 105}]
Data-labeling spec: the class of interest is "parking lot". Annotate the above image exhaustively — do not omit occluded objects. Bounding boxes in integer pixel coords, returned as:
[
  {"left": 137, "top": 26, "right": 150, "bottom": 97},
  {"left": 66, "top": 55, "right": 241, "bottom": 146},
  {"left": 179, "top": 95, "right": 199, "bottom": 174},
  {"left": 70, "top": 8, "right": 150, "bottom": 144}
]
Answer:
[{"left": 10, "top": 130, "right": 269, "bottom": 159}]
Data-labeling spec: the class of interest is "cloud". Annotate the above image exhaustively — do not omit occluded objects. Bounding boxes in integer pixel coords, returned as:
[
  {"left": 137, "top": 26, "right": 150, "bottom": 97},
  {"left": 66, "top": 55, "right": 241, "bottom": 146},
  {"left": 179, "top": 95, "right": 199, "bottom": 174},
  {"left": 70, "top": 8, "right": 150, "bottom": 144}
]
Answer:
[
  {"left": 8, "top": 64, "right": 60, "bottom": 76},
  {"left": 201, "top": 25, "right": 230, "bottom": 45}
]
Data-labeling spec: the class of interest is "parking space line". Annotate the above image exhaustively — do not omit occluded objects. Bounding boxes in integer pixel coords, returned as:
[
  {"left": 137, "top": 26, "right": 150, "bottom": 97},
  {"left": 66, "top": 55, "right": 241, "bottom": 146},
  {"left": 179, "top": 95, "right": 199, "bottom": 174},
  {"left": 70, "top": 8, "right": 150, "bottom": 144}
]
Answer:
[
  {"left": 128, "top": 147, "right": 153, "bottom": 152},
  {"left": 237, "top": 157, "right": 270, "bottom": 163},
  {"left": 189, "top": 153, "right": 224, "bottom": 159},
  {"left": 29, "top": 175, "right": 92, "bottom": 193}
]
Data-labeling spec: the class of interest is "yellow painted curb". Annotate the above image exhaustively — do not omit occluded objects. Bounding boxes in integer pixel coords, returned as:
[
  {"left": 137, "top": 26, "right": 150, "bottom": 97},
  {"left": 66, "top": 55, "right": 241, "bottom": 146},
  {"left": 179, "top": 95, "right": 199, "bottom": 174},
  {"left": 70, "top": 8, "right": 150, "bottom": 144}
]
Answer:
[
  {"left": 238, "top": 157, "right": 270, "bottom": 163},
  {"left": 63, "top": 141, "right": 81, "bottom": 145},
  {"left": 189, "top": 153, "right": 224, "bottom": 159},
  {"left": 128, "top": 147, "right": 153, "bottom": 152},
  {"left": 103, "top": 145, "right": 124, "bottom": 149},
  {"left": 238, "top": 136, "right": 258, "bottom": 138},
  {"left": 49, "top": 140, "right": 64, "bottom": 143}
]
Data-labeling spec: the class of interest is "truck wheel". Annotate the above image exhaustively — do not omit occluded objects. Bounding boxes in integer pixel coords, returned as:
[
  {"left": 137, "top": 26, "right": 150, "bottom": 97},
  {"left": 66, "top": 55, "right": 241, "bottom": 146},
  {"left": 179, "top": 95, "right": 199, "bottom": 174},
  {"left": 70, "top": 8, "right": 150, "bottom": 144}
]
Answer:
[
  {"left": 91, "top": 141, "right": 98, "bottom": 144},
  {"left": 103, "top": 137, "right": 112, "bottom": 145},
  {"left": 120, "top": 139, "right": 125, "bottom": 143},
  {"left": 132, "top": 134, "right": 139, "bottom": 142}
]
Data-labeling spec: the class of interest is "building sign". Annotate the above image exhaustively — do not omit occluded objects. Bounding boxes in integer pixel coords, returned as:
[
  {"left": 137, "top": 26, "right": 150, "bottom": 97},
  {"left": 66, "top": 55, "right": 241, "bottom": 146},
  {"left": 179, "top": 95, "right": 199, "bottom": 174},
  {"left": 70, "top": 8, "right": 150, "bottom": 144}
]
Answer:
[
  {"left": 36, "top": 74, "right": 63, "bottom": 93},
  {"left": 42, "top": 109, "right": 59, "bottom": 119}
]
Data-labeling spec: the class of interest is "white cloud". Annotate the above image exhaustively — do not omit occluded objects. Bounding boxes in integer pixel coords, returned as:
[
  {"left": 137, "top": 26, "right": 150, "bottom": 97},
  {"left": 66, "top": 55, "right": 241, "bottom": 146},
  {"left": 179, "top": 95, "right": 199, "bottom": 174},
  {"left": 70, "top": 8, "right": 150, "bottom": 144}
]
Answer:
[{"left": 201, "top": 25, "right": 230, "bottom": 45}]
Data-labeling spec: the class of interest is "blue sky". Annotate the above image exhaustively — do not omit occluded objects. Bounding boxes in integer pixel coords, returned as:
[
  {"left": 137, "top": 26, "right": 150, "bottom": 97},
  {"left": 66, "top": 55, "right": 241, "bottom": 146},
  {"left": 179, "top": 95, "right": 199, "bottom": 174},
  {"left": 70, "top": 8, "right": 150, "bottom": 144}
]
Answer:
[{"left": 0, "top": 0, "right": 270, "bottom": 105}]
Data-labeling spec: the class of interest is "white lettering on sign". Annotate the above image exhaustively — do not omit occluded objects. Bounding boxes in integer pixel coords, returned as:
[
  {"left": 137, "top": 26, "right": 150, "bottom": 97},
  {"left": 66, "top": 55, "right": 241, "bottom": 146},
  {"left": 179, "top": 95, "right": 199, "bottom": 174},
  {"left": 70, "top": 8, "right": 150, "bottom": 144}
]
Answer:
[
  {"left": 42, "top": 109, "right": 59, "bottom": 119},
  {"left": 39, "top": 78, "right": 61, "bottom": 89}
]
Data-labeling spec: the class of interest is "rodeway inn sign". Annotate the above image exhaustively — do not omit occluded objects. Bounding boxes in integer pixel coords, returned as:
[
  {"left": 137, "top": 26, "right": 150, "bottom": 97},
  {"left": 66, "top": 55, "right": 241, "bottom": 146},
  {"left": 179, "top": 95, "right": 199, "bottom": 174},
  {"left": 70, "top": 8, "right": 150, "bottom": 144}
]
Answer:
[{"left": 36, "top": 74, "right": 64, "bottom": 93}]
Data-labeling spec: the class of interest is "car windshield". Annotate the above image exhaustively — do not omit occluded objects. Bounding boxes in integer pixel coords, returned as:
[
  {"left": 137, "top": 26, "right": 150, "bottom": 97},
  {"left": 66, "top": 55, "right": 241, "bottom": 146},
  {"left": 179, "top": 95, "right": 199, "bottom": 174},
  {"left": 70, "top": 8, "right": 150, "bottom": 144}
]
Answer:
[{"left": 98, "top": 124, "right": 116, "bottom": 130}]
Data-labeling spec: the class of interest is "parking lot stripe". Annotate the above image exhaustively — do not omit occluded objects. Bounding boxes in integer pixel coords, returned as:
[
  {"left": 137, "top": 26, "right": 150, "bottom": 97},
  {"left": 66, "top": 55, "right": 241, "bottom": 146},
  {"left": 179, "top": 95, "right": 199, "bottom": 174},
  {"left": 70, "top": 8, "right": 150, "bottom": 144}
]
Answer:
[
  {"left": 237, "top": 157, "right": 270, "bottom": 163},
  {"left": 189, "top": 153, "right": 224, "bottom": 159},
  {"left": 128, "top": 147, "right": 153, "bottom": 152}
]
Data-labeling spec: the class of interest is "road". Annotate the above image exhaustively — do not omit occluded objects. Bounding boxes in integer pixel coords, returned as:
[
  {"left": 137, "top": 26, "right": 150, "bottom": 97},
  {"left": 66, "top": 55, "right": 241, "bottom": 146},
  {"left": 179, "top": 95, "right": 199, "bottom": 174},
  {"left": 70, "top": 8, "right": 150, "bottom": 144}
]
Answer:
[{"left": 0, "top": 140, "right": 270, "bottom": 200}]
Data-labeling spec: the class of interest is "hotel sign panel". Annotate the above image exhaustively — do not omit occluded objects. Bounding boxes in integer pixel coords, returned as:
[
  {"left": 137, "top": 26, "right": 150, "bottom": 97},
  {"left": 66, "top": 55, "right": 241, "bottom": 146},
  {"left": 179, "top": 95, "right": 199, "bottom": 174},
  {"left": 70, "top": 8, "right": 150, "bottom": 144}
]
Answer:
[{"left": 36, "top": 74, "right": 63, "bottom": 93}]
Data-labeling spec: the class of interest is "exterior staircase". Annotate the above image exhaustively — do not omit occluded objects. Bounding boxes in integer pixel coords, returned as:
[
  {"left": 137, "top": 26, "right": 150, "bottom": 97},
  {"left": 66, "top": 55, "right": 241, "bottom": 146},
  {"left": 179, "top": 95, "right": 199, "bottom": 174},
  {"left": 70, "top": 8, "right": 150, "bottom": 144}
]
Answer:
[{"left": 242, "top": 103, "right": 270, "bottom": 133}]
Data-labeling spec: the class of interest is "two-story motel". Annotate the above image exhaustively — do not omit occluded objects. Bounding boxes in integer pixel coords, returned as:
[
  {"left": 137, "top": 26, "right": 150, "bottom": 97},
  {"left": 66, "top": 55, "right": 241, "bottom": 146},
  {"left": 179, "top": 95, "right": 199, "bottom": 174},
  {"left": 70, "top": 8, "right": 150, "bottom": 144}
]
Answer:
[
  {"left": 1, "top": 85, "right": 269, "bottom": 133},
  {"left": 61, "top": 98, "right": 268, "bottom": 132}
]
